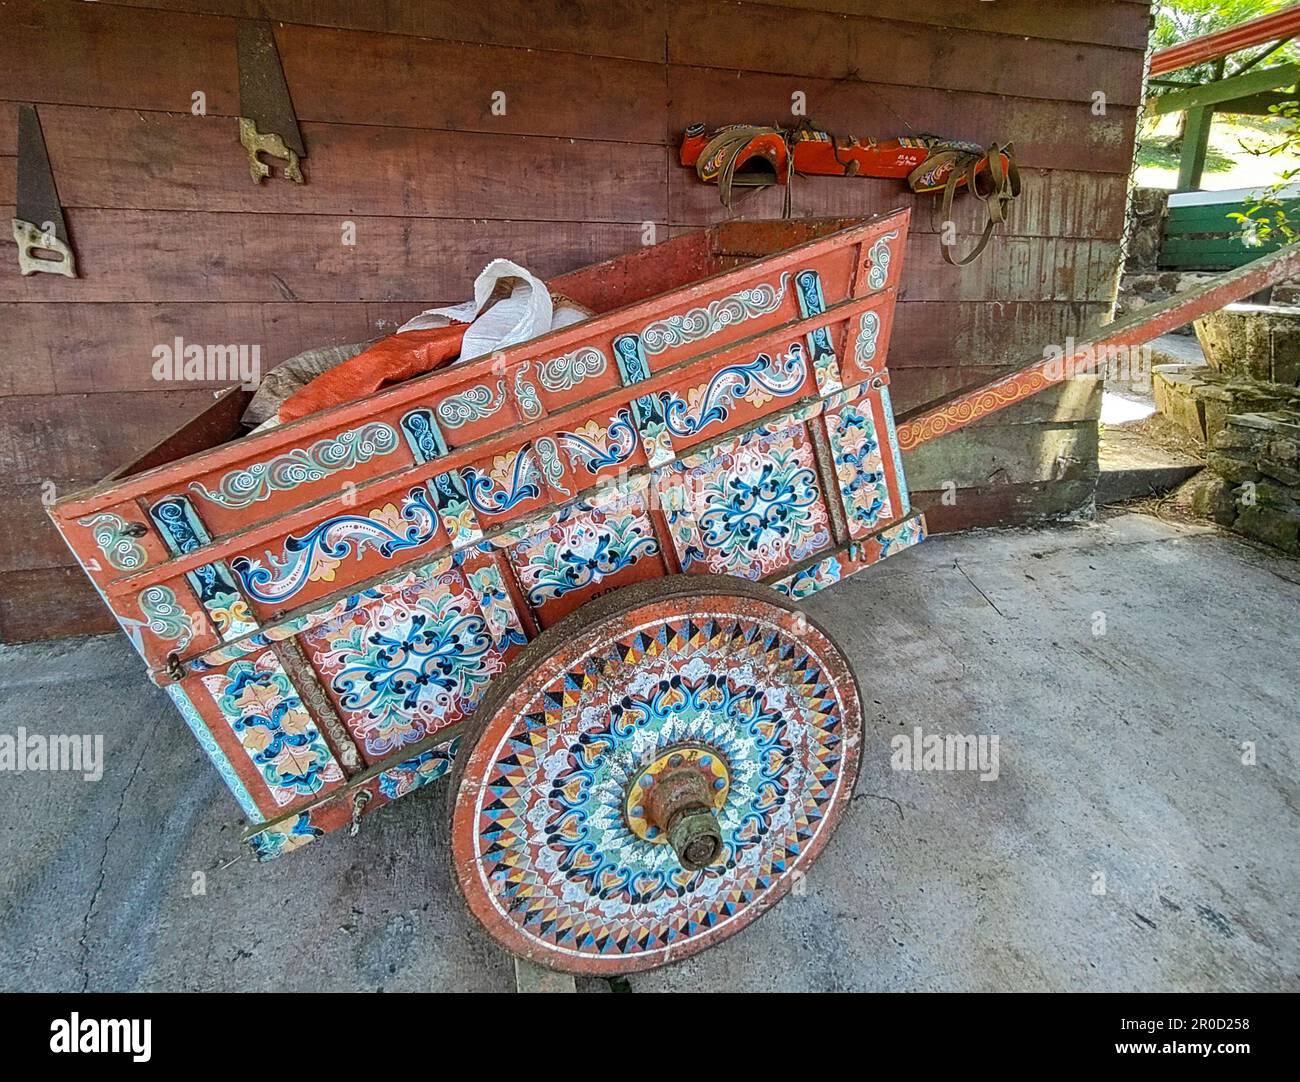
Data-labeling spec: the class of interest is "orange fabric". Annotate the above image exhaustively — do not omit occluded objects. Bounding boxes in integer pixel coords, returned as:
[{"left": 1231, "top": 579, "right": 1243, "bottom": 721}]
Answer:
[{"left": 279, "top": 323, "right": 468, "bottom": 422}]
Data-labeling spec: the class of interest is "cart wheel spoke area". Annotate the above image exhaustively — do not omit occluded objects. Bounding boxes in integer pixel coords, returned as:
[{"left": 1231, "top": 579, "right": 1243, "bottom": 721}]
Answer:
[{"left": 448, "top": 575, "right": 863, "bottom": 975}]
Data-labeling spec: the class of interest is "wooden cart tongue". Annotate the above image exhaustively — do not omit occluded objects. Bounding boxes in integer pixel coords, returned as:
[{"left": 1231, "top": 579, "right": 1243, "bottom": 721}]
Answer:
[{"left": 896, "top": 241, "right": 1300, "bottom": 452}]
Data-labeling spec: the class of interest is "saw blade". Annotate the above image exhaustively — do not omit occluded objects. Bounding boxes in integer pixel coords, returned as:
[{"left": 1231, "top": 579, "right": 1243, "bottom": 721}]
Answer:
[
  {"left": 15, "top": 104, "right": 70, "bottom": 244},
  {"left": 236, "top": 20, "right": 305, "bottom": 157}
]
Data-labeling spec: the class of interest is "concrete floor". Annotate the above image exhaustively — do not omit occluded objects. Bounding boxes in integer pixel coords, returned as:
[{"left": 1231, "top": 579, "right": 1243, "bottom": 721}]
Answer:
[{"left": 1, "top": 511, "right": 1296, "bottom": 992}]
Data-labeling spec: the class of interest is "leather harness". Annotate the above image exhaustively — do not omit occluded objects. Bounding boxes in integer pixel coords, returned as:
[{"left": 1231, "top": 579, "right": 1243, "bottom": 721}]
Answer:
[{"left": 681, "top": 122, "right": 1021, "bottom": 266}]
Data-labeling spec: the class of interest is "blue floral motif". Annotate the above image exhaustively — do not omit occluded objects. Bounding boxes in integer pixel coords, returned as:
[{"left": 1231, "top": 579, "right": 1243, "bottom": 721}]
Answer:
[
  {"left": 555, "top": 409, "right": 640, "bottom": 473},
  {"left": 302, "top": 570, "right": 508, "bottom": 758},
  {"left": 827, "top": 403, "right": 892, "bottom": 536},
  {"left": 151, "top": 495, "right": 256, "bottom": 638},
  {"left": 331, "top": 606, "right": 494, "bottom": 756},
  {"left": 249, "top": 813, "right": 323, "bottom": 861},
  {"left": 232, "top": 486, "right": 440, "bottom": 604},
  {"left": 699, "top": 454, "right": 820, "bottom": 564},
  {"left": 517, "top": 507, "right": 660, "bottom": 608},
  {"left": 377, "top": 739, "right": 460, "bottom": 801},
  {"left": 544, "top": 673, "right": 793, "bottom": 905},
  {"left": 660, "top": 343, "right": 806, "bottom": 438},
  {"left": 202, "top": 655, "right": 343, "bottom": 806},
  {"left": 461, "top": 450, "right": 543, "bottom": 515}
]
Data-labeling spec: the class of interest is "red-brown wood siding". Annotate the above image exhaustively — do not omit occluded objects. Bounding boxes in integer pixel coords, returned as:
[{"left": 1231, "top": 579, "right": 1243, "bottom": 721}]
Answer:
[{"left": 0, "top": 0, "right": 1152, "bottom": 641}]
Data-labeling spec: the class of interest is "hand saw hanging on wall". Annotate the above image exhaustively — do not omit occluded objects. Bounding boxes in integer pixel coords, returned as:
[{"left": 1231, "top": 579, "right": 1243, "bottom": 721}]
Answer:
[
  {"left": 12, "top": 104, "right": 77, "bottom": 278},
  {"left": 237, "top": 20, "right": 306, "bottom": 183},
  {"left": 679, "top": 120, "right": 1020, "bottom": 266}
]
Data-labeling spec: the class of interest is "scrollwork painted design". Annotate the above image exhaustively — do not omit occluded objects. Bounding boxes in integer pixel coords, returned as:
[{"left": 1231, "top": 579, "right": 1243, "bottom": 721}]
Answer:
[
  {"left": 437, "top": 380, "right": 505, "bottom": 428},
  {"left": 640, "top": 272, "right": 790, "bottom": 354},
  {"left": 854, "top": 310, "right": 882, "bottom": 368},
  {"left": 138, "top": 584, "right": 195, "bottom": 651},
  {"left": 189, "top": 423, "right": 400, "bottom": 509},
  {"left": 537, "top": 346, "right": 607, "bottom": 392},
  {"left": 512, "top": 502, "right": 660, "bottom": 608},
  {"left": 866, "top": 231, "right": 898, "bottom": 291},
  {"left": 461, "top": 449, "right": 543, "bottom": 516},
  {"left": 80, "top": 512, "right": 146, "bottom": 571},
  {"left": 554, "top": 409, "right": 640, "bottom": 474},
  {"left": 660, "top": 343, "right": 807, "bottom": 438},
  {"left": 231, "top": 486, "right": 441, "bottom": 604}
]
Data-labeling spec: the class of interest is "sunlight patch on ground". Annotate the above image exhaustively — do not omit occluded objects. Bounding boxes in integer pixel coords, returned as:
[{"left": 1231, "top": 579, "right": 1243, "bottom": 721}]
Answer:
[
  {"left": 1135, "top": 112, "right": 1300, "bottom": 191},
  {"left": 1101, "top": 389, "right": 1156, "bottom": 425}
]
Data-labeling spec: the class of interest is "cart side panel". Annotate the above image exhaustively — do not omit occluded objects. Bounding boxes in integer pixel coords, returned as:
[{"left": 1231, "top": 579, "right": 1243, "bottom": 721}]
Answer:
[
  {"left": 230, "top": 482, "right": 451, "bottom": 620},
  {"left": 625, "top": 245, "right": 859, "bottom": 379},
  {"left": 772, "top": 515, "right": 927, "bottom": 600},
  {"left": 297, "top": 547, "right": 527, "bottom": 764},
  {"left": 655, "top": 420, "right": 834, "bottom": 581},
  {"left": 179, "top": 647, "right": 348, "bottom": 822},
  {"left": 184, "top": 409, "right": 418, "bottom": 537},
  {"left": 244, "top": 732, "right": 461, "bottom": 860},
  {"left": 838, "top": 288, "right": 899, "bottom": 384},
  {"left": 822, "top": 387, "right": 912, "bottom": 541},
  {"left": 499, "top": 474, "right": 670, "bottom": 629}
]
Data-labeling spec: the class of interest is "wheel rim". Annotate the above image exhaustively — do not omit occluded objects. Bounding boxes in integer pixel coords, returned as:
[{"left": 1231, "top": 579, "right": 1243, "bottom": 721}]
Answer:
[{"left": 448, "top": 576, "right": 863, "bottom": 975}]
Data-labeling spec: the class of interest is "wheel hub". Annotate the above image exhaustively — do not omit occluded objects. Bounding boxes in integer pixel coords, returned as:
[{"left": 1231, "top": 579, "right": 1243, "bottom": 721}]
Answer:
[{"left": 624, "top": 744, "right": 730, "bottom": 869}]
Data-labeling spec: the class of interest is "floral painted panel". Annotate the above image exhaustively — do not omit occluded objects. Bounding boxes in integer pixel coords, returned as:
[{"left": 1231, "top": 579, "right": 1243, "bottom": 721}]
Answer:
[
  {"left": 824, "top": 399, "right": 894, "bottom": 540},
  {"left": 199, "top": 651, "right": 344, "bottom": 809},
  {"left": 661, "top": 423, "right": 831, "bottom": 579},
  {"left": 248, "top": 812, "right": 323, "bottom": 861},
  {"left": 300, "top": 563, "right": 510, "bottom": 762},
  {"left": 506, "top": 484, "right": 662, "bottom": 625}
]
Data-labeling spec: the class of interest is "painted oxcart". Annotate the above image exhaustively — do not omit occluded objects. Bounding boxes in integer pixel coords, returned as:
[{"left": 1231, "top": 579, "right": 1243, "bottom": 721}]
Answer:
[
  {"left": 50, "top": 211, "right": 917, "bottom": 973},
  {"left": 51, "top": 200, "right": 1300, "bottom": 973}
]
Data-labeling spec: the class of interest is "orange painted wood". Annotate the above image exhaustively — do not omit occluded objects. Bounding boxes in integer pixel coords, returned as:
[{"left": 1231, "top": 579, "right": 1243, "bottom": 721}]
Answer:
[
  {"left": 897, "top": 243, "right": 1300, "bottom": 451},
  {"left": 1150, "top": 6, "right": 1300, "bottom": 76}
]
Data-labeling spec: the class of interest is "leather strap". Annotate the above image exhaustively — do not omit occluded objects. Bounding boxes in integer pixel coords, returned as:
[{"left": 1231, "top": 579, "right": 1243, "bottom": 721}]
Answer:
[
  {"left": 696, "top": 125, "right": 791, "bottom": 210},
  {"left": 934, "top": 142, "right": 1021, "bottom": 266}
]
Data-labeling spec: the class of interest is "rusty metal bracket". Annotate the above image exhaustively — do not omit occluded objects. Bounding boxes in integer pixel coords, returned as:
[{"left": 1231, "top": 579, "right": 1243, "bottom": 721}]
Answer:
[
  {"left": 236, "top": 20, "right": 306, "bottom": 185},
  {"left": 13, "top": 104, "right": 76, "bottom": 277}
]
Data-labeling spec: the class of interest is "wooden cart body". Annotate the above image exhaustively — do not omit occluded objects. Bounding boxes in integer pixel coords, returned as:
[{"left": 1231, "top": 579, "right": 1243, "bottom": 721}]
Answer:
[{"left": 48, "top": 211, "right": 923, "bottom": 857}]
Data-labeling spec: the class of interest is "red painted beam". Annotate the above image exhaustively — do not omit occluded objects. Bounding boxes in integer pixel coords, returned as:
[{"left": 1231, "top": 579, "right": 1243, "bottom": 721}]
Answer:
[
  {"left": 897, "top": 243, "right": 1300, "bottom": 451},
  {"left": 1150, "top": 5, "right": 1300, "bottom": 77}
]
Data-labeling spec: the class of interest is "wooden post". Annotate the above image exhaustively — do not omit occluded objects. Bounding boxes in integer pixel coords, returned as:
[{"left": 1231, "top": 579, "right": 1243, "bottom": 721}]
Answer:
[{"left": 1177, "top": 105, "right": 1214, "bottom": 192}]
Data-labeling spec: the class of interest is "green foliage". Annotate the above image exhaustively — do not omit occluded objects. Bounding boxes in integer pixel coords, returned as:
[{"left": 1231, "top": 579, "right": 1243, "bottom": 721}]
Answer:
[
  {"left": 1148, "top": 1, "right": 1300, "bottom": 245},
  {"left": 1228, "top": 94, "right": 1300, "bottom": 244}
]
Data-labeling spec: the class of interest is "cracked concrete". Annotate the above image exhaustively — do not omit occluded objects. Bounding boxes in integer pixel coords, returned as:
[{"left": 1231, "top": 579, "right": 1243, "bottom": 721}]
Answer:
[{"left": 0, "top": 512, "right": 1296, "bottom": 991}]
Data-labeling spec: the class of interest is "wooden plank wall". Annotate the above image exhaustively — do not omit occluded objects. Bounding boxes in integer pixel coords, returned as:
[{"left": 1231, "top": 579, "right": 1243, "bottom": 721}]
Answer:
[{"left": 0, "top": 0, "right": 1153, "bottom": 642}]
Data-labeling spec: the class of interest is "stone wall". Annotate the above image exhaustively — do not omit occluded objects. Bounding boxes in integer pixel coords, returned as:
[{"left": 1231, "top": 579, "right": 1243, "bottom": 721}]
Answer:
[{"left": 1191, "top": 412, "right": 1300, "bottom": 554}]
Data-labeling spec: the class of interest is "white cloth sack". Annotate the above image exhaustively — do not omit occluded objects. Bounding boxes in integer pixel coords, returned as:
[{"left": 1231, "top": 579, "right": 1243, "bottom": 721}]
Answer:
[{"left": 398, "top": 258, "right": 589, "bottom": 360}]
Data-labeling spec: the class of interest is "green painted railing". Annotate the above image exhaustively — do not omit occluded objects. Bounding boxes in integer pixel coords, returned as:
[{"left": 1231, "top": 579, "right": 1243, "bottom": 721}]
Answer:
[{"left": 1160, "top": 197, "right": 1300, "bottom": 269}]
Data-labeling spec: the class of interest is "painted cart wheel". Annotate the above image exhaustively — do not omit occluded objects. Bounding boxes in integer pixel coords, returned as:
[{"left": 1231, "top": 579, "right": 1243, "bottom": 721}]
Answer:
[{"left": 448, "top": 574, "right": 863, "bottom": 975}]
